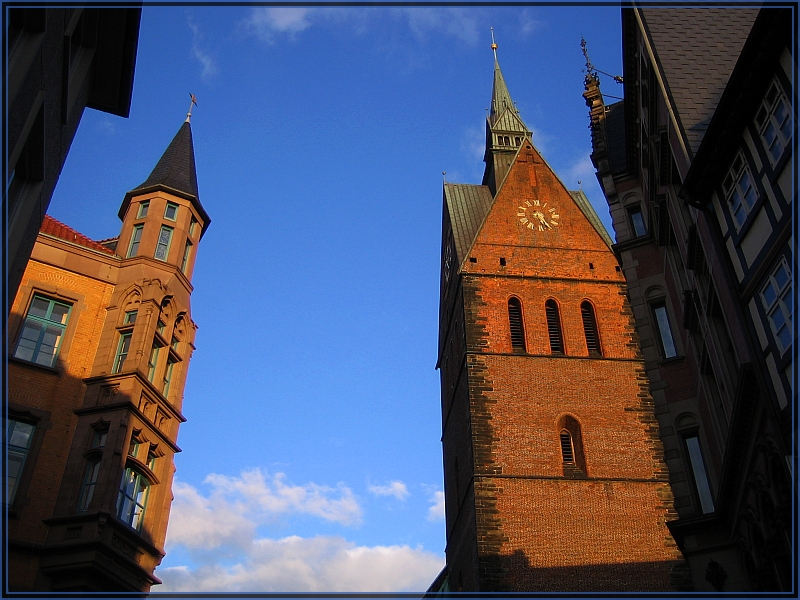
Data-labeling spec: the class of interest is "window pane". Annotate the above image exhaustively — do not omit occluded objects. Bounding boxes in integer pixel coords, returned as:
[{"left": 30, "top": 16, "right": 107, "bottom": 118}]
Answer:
[
  {"left": 164, "top": 203, "right": 178, "bottom": 220},
  {"left": 654, "top": 305, "right": 677, "bottom": 358},
  {"left": 762, "top": 282, "right": 777, "bottom": 307},
  {"left": 774, "top": 263, "right": 790, "bottom": 290},
  {"left": 28, "top": 297, "right": 50, "bottom": 318},
  {"left": 685, "top": 436, "right": 715, "bottom": 514},
  {"left": 9, "top": 421, "right": 34, "bottom": 448},
  {"left": 137, "top": 202, "right": 149, "bottom": 218},
  {"left": 49, "top": 303, "right": 70, "bottom": 324}
]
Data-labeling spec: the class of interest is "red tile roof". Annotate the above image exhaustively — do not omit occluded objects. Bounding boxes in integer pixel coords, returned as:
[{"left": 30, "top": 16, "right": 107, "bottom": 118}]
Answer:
[{"left": 40, "top": 215, "right": 117, "bottom": 255}]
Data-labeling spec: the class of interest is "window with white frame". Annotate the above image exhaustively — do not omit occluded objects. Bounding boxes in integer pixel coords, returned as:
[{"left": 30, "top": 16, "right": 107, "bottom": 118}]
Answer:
[
  {"left": 754, "top": 78, "right": 793, "bottom": 165},
  {"left": 761, "top": 257, "right": 793, "bottom": 354},
  {"left": 14, "top": 295, "right": 71, "bottom": 367},
  {"left": 116, "top": 467, "right": 149, "bottom": 530},
  {"left": 722, "top": 153, "right": 758, "bottom": 230},
  {"left": 652, "top": 301, "right": 678, "bottom": 359}
]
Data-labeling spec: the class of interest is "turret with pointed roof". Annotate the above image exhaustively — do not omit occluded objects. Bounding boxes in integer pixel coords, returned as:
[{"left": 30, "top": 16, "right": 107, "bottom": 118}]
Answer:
[
  {"left": 482, "top": 48, "right": 532, "bottom": 196},
  {"left": 119, "top": 119, "right": 210, "bottom": 234}
]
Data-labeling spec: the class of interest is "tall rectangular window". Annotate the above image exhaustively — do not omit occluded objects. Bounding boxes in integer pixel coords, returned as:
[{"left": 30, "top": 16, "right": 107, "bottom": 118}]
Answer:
[
  {"left": 78, "top": 461, "right": 101, "bottom": 512},
  {"left": 113, "top": 332, "right": 132, "bottom": 374},
  {"left": 163, "top": 357, "right": 177, "bottom": 397},
  {"left": 755, "top": 79, "right": 793, "bottom": 165},
  {"left": 127, "top": 224, "right": 143, "bottom": 258},
  {"left": 164, "top": 202, "right": 178, "bottom": 221},
  {"left": 116, "top": 468, "right": 149, "bottom": 530},
  {"left": 147, "top": 343, "right": 161, "bottom": 382},
  {"left": 14, "top": 295, "right": 71, "bottom": 367},
  {"left": 722, "top": 153, "right": 758, "bottom": 230},
  {"left": 652, "top": 303, "right": 677, "bottom": 359},
  {"left": 189, "top": 216, "right": 198, "bottom": 237},
  {"left": 7, "top": 420, "right": 35, "bottom": 503},
  {"left": 684, "top": 435, "right": 715, "bottom": 514},
  {"left": 154, "top": 226, "right": 173, "bottom": 261},
  {"left": 628, "top": 206, "right": 647, "bottom": 237},
  {"left": 761, "top": 257, "right": 793, "bottom": 354},
  {"left": 136, "top": 201, "right": 149, "bottom": 219},
  {"left": 181, "top": 240, "right": 193, "bottom": 273}
]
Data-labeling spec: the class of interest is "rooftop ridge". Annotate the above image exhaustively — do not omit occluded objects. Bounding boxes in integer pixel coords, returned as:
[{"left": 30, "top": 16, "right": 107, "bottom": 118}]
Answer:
[{"left": 40, "top": 215, "right": 117, "bottom": 255}]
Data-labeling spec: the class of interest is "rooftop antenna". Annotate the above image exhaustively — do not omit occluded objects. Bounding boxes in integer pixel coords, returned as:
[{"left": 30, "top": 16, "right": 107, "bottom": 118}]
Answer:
[{"left": 186, "top": 93, "right": 198, "bottom": 123}]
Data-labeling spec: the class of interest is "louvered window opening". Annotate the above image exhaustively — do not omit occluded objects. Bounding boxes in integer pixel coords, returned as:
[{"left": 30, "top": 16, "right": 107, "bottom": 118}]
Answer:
[
  {"left": 581, "top": 302, "right": 602, "bottom": 356},
  {"left": 508, "top": 298, "right": 526, "bottom": 352},
  {"left": 545, "top": 300, "right": 563, "bottom": 354},
  {"left": 560, "top": 431, "right": 574, "bottom": 464}
]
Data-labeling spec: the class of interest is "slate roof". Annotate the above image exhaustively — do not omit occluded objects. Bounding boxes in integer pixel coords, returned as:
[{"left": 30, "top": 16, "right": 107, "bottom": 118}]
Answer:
[
  {"left": 443, "top": 183, "right": 494, "bottom": 263},
  {"left": 130, "top": 121, "right": 199, "bottom": 199},
  {"left": 40, "top": 215, "right": 117, "bottom": 255},
  {"left": 641, "top": 8, "right": 759, "bottom": 156}
]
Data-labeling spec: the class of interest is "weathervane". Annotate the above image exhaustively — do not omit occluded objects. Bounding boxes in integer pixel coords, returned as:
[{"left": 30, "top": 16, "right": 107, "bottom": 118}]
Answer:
[
  {"left": 186, "top": 93, "right": 198, "bottom": 123},
  {"left": 581, "top": 37, "right": 623, "bottom": 84}
]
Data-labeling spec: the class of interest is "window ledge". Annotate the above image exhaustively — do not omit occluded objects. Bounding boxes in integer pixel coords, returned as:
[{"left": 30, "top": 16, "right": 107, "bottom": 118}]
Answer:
[
  {"left": 658, "top": 355, "right": 685, "bottom": 367},
  {"left": 8, "top": 356, "right": 60, "bottom": 375}
]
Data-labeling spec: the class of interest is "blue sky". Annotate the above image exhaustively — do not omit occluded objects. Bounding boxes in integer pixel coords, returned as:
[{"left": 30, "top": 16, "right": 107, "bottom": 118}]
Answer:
[{"left": 48, "top": 5, "right": 624, "bottom": 592}]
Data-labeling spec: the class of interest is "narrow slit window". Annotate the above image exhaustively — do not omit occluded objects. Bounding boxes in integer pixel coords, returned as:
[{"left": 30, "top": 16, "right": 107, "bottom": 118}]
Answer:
[
  {"left": 181, "top": 240, "right": 193, "bottom": 273},
  {"left": 581, "top": 301, "right": 602, "bottom": 356},
  {"left": 154, "top": 226, "right": 173, "bottom": 261},
  {"left": 560, "top": 430, "right": 574, "bottom": 464},
  {"left": 508, "top": 297, "right": 526, "bottom": 352},
  {"left": 545, "top": 300, "right": 564, "bottom": 354},
  {"left": 113, "top": 332, "right": 132, "bottom": 374},
  {"left": 127, "top": 224, "right": 143, "bottom": 258}
]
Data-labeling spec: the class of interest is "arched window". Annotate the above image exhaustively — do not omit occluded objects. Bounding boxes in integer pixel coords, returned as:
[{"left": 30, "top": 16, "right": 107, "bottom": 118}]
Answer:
[
  {"left": 557, "top": 415, "right": 587, "bottom": 476},
  {"left": 508, "top": 297, "right": 526, "bottom": 352},
  {"left": 545, "top": 299, "right": 564, "bottom": 354},
  {"left": 581, "top": 301, "right": 602, "bottom": 356}
]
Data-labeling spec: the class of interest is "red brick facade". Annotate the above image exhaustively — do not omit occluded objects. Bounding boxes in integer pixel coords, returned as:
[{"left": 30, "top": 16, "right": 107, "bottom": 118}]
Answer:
[{"left": 437, "top": 124, "right": 690, "bottom": 590}]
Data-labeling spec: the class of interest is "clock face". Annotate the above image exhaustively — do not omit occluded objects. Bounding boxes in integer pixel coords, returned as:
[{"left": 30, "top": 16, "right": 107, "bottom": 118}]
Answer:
[{"left": 517, "top": 199, "right": 559, "bottom": 231}]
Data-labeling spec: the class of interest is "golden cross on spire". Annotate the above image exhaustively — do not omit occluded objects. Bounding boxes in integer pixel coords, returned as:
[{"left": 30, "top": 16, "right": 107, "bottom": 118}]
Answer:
[
  {"left": 185, "top": 93, "right": 198, "bottom": 123},
  {"left": 490, "top": 27, "right": 498, "bottom": 60}
]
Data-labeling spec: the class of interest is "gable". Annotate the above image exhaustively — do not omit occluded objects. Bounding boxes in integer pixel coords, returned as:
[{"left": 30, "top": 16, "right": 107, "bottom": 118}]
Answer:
[
  {"left": 491, "top": 108, "right": 529, "bottom": 134},
  {"left": 468, "top": 140, "right": 614, "bottom": 262}
]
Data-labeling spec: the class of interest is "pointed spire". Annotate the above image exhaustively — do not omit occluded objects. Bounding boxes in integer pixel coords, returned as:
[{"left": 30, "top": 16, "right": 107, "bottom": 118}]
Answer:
[
  {"left": 131, "top": 120, "right": 199, "bottom": 200},
  {"left": 489, "top": 50, "right": 515, "bottom": 127}
]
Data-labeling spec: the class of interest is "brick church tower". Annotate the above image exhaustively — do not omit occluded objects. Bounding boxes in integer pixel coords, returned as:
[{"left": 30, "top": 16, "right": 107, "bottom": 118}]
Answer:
[
  {"left": 7, "top": 113, "right": 209, "bottom": 591},
  {"left": 434, "top": 45, "right": 690, "bottom": 592}
]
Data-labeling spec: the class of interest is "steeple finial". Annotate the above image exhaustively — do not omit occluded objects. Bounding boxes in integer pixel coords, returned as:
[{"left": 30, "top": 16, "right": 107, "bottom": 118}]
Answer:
[
  {"left": 490, "top": 27, "right": 498, "bottom": 60},
  {"left": 186, "top": 93, "right": 198, "bottom": 123}
]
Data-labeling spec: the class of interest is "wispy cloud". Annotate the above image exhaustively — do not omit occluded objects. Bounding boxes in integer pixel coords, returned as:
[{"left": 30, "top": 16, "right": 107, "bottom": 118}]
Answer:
[
  {"left": 158, "top": 535, "right": 443, "bottom": 592},
  {"left": 462, "top": 125, "right": 486, "bottom": 163},
  {"left": 188, "top": 16, "right": 218, "bottom": 79},
  {"left": 393, "top": 7, "right": 481, "bottom": 45},
  {"left": 518, "top": 9, "right": 544, "bottom": 36},
  {"left": 367, "top": 480, "right": 409, "bottom": 500},
  {"left": 244, "top": 7, "right": 314, "bottom": 43},
  {"left": 427, "top": 490, "right": 445, "bottom": 522}
]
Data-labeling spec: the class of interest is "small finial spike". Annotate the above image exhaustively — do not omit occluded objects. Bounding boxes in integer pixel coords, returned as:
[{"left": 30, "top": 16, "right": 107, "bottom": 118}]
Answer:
[
  {"left": 578, "top": 179, "right": 583, "bottom": 191},
  {"left": 442, "top": 171, "right": 447, "bottom": 183},
  {"left": 490, "top": 27, "right": 498, "bottom": 59},
  {"left": 186, "top": 93, "right": 198, "bottom": 123}
]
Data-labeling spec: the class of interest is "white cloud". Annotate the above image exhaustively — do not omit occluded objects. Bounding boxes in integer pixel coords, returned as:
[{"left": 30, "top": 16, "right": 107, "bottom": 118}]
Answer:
[
  {"left": 244, "top": 7, "right": 314, "bottom": 42},
  {"left": 427, "top": 491, "right": 445, "bottom": 522},
  {"left": 367, "top": 480, "right": 409, "bottom": 500},
  {"left": 166, "top": 469, "right": 362, "bottom": 553},
  {"left": 158, "top": 535, "right": 444, "bottom": 592},
  {"left": 187, "top": 17, "right": 218, "bottom": 79},
  {"left": 395, "top": 7, "right": 481, "bottom": 45}
]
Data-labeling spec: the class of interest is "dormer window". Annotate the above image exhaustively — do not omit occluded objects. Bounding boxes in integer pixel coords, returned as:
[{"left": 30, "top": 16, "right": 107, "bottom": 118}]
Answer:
[{"left": 164, "top": 202, "right": 178, "bottom": 221}]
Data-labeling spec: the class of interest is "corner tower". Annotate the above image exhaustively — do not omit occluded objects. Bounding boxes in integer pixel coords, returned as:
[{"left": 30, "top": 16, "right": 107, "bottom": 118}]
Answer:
[
  {"left": 7, "top": 111, "right": 209, "bottom": 591},
  {"left": 434, "top": 45, "right": 689, "bottom": 592}
]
